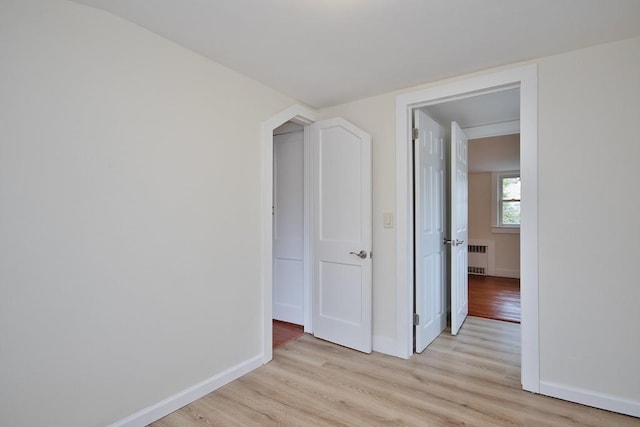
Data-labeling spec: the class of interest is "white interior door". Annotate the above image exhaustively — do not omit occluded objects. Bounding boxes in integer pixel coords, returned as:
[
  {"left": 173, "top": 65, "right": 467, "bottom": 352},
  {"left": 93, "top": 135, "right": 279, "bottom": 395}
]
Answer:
[
  {"left": 311, "top": 118, "right": 372, "bottom": 353},
  {"left": 273, "top": 130, "right": 304, "bottom": 324},
  {"left": 414, "top": 110, "right": 447, "bottom": 353},
  {"left": 450, "top": 121, "right": 469, "bottom": 335}
]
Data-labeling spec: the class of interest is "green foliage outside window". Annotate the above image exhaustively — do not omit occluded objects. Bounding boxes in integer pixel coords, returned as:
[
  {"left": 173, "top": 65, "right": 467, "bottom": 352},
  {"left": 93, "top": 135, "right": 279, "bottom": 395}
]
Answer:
[{"left": 501, "top": 176, "right": 520, "bottom": 226}]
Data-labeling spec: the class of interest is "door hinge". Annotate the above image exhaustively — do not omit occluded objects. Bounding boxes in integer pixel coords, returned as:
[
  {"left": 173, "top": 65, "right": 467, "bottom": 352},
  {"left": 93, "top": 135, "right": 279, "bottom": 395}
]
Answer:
[
  {"left": 413, "top": 313, "right": 420, "bottom": 326},
  {"left": 412, "top": 128, "right": 419, "bottom": 140}
]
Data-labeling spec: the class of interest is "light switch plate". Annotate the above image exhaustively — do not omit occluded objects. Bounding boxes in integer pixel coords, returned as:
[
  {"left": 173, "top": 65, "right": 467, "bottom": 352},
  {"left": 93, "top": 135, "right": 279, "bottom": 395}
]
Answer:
[{"left": 383, "top": 212, "right": 394, "bottom": 229}]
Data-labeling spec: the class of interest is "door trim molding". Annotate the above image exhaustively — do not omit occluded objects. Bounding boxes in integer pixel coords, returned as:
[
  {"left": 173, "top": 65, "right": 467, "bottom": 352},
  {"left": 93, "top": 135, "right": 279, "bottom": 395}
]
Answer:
[
  {"left": 394, "top": 64, "right": 540, "bottom": 393},
  {"left": 261, "top": 104, "right": 318, "bottom": 364}
]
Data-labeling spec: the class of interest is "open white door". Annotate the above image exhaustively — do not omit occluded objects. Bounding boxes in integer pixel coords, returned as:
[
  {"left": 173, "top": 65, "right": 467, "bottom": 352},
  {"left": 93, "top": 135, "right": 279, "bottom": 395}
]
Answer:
[
  {"left": 311, "top": 118, "right": 372, "bottom": 353},
  {"left": 450, "top": 121, "right": 469, "bottom": 335},
  {"left": 414, "top": 110, "right": 447, "bottom": 353}
]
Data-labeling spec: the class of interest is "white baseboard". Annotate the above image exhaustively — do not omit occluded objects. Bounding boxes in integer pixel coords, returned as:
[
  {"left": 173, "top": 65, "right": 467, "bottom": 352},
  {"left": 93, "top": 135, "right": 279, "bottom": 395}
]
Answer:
[
  {"left": 540, "top": 381, "right": 640, "bottom": 418},
  {"left": 494, "top": 268, "right": 520, "bottom": 279},
  {"left": 373, "top": 335, "right": 396, "bottom": 356},
  {"left": 109, "top": 355, "right": 263, "bottom": 427}
]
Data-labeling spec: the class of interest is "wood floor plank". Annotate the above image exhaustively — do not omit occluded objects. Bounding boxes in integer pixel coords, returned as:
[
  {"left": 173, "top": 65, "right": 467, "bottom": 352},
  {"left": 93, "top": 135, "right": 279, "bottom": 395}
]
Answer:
[
  {"left": 469, "top": 275, "right": 521, "bottom": 323},
  {"left": 272, "top": 320, "right": 304, "bottom": 349},
  {"left": 151, "top": 317, "right": 640, "bottom": 427}
]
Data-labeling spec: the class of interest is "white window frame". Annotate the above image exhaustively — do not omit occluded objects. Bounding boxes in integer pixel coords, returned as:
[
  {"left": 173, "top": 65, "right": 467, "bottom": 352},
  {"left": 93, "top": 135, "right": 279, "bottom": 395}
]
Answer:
[{"left": 492, "top": 171, "right": 521, "bottom": 234}]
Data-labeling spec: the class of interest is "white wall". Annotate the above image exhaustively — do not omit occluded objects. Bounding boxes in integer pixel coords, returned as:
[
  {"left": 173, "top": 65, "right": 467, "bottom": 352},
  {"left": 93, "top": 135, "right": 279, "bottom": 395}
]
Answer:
[
  {"left": 321, "top": 36, "right": 640, "bottom": 407},
  {"left": 0, "top": 1, "right": 294, "bottom": 426},
  {"left": 537, "top": 36, "right": 640, "bottom": 401},
  {"left": 468, "top": 134, "right": 520, "bottom": 173}
]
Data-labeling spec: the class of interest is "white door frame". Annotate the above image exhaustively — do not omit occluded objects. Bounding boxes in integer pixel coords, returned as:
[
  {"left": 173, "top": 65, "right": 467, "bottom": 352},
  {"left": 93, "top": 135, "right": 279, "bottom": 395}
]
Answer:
[
  {"left": 395, "top": 64, "right": 540, "bottom": 393},
  {"left": 262, "top": 104, "right": 318, "bottom": 364}
]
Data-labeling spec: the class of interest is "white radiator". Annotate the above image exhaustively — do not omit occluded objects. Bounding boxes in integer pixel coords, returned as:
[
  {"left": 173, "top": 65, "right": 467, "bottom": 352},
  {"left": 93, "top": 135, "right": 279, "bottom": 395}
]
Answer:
[{"left": 468, "top": 240, "right": 494, "bottom": 276}]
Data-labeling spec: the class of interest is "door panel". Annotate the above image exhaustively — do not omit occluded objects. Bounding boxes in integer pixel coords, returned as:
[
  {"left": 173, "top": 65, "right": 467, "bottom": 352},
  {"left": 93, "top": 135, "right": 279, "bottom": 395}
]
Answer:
[
  {"left": 273, "top": 131, "right": 304, "bottom": 324},
  {"left": 319, "top": 261, "right": 362, "bottom": 325},
  {"left": 414, "top": 110, "right": 447, "bottom": 353},
  {"left": 312, "top": 118, "right": 372, "bottom": 353},
  {"left": 451, "top": 121, "right": 469, "bottom": 335},
  {"left": 318, "top": 127, "right": 362, "bottom": 241}
]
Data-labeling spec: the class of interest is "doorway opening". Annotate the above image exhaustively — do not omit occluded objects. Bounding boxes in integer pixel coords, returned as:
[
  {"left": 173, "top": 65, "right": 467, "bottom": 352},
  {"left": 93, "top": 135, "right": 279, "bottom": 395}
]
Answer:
[
  {"left": 272, "top": 120, "right": 307, "bottom": 349},
  {"left": 418, "top": 87, "right": 522, "bottom": 328},
  {"left": 262, "top": 105, "right": 374, "bottom": 362},
  {"left": 465, "top": 131, "right": 521, "bottom": 324},
  {"left": 396, "top": 65, "right": 539, "bottom": 393},
  {"left": 261, "top": 105, "right": 317, "bottom": 364}
]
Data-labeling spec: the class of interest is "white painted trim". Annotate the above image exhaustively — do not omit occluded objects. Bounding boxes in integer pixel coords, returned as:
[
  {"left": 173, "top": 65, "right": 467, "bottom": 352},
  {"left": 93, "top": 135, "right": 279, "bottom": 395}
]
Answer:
[
  {"left": 109, "top": 355, "right": 263, "bottom": 427},
  {"left": 274, "top": 121, "right": 304, "bottom": 135},
  {"left": 540, "top": 381, "right": 640, "bottom": 418},
  {"left": 395, "top": 65, "right": 540, "bottom": 392},
  {"left": 373, "top": 335, "right": 396, "bottom": 356},
  {"left": 302, "top": 125, "right": 312, "bottom": 333},
  {"left": 519, "top": 64, "right": 539, "bottom": 393},
  {"left": 395, "top": 97, "right": 413, "bottom": 360},
  {"left": 262, "top": 105, "right": 318, "bottom": 364},
  {"left": 464, "top": 120, "right": 520, "bottom": 140}
]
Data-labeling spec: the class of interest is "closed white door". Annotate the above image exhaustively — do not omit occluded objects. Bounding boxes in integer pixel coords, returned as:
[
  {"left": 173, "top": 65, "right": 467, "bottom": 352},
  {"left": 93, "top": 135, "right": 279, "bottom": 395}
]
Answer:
[
  {"left": 414, "top": 110, "right": 447, "bottom": 352},
  {"left": 273, "top": 130, "right": 304, "bottom": 324},
  {"left": 311, "top": 118, "right": 372, "bottom": 353},
  {"left": 450, "top": 121, "right": 469, "bottom": 335}
]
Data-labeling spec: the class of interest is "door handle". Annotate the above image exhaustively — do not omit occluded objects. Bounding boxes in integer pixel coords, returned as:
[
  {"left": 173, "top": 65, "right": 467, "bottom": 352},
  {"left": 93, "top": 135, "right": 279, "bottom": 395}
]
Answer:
[
  {"left": 349, "top": 250, "right": 368, "bottom": 259},
  {"left": 443, "top": 238, "right": 465, "bottom": 247}
]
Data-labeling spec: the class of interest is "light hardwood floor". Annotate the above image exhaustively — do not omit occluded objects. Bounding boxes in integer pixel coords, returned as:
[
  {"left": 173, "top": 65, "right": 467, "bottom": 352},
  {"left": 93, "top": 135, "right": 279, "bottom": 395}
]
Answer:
[{"left": 151, "top": 317, "right": 639, "bottom": 426}]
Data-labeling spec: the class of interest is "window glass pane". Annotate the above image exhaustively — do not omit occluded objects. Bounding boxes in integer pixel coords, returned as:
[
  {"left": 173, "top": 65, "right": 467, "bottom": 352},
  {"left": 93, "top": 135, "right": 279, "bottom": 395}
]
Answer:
[
  {"left": 502, "top": 201, "right": 520, "bottom": 225},
  {"left": 502, "top": 177, "right": 521, "bottom": 200}
]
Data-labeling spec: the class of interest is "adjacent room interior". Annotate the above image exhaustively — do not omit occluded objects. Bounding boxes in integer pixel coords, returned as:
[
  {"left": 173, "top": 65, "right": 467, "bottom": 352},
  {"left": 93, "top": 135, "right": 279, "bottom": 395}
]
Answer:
[{"left": 467, "top": 132, "right": 521, "bottom": 324}]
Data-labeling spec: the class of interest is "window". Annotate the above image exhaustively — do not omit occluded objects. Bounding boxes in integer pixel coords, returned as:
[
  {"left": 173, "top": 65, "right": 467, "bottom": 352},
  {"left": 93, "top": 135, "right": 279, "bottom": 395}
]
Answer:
[
  {"left": 492, "top": 172, "right": 520, "bottom": 233},
  {"left": 500, "top": 174, "right": 520, "bottom": 226}
]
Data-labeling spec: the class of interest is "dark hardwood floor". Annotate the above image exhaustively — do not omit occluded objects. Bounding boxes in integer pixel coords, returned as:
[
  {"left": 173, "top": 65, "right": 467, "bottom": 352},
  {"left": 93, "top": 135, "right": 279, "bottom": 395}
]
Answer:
[
  {"left": 468, "top": 275, "right": 521, "bottom": 323},
  {"left": 273, "top": 320, "right": 304, "bottom": 348}
]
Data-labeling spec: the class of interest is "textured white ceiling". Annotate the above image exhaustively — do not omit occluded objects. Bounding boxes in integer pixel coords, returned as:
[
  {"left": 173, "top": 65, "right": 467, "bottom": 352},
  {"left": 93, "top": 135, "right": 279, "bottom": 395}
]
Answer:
[
  {"left": 71, "top": 0, "right": 640, "bottom": 108},
  {"left": 422, "top": 88, "right": 520, "bottom": 172},
  {"left": 424, "top": 88, "right": 520, "bottom": 130}
]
